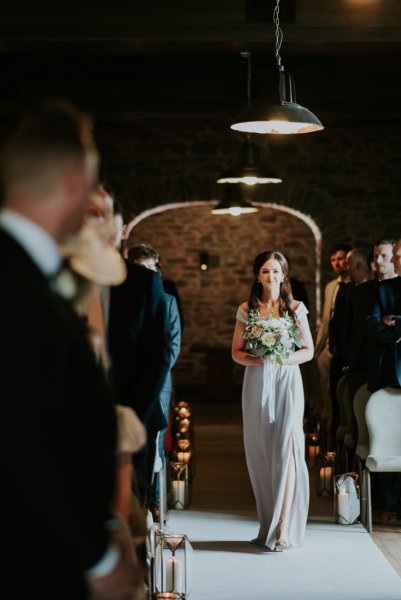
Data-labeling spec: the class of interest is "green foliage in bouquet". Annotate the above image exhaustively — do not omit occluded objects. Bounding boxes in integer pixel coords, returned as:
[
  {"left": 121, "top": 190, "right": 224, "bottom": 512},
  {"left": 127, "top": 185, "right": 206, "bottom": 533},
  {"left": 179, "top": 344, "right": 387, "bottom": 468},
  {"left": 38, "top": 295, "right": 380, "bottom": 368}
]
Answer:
[{"left": 242, "top": 310, "right": 303, "bottom": 364}]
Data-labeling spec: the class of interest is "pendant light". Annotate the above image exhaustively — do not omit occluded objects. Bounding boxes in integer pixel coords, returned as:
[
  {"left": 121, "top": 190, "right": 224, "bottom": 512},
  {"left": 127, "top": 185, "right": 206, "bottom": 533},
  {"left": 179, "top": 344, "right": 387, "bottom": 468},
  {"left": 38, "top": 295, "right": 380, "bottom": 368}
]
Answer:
[
  {"left": 230, "top": 0, "right": 323, "bottom": 135},
  {"left": 217, "top": 53, "right": 282, "bottom": 186},
  {"left": 211, "top": 183, "right": 258, "bottom": 216},
  {"left": 217, "top": 134, "right": 282, "bottom": 185}
]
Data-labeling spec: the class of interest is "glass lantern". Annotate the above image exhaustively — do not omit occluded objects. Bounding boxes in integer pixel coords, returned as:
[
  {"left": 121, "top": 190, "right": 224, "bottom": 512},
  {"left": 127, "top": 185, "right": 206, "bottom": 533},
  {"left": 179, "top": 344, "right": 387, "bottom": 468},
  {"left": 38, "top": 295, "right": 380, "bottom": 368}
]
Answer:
[
  {"left": 168, "top": 461, "right": 190, "bottom": 509},
  {"left": 150, "top": 531, "right": 193, "bottom": 599},
  {"left": 317, "top": 451, "right": 336, "bottom": 497},
  {"left": 334, "top": 473, "right": 360, "bottom": 525}
]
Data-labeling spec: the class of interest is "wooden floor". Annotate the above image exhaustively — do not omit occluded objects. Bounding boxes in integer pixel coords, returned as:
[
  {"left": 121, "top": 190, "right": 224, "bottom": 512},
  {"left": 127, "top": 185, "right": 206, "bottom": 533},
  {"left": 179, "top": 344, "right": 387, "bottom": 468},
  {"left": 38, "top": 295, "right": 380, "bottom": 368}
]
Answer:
[{"left": 186, "top": 400, "right": 401, "bottom": 578}]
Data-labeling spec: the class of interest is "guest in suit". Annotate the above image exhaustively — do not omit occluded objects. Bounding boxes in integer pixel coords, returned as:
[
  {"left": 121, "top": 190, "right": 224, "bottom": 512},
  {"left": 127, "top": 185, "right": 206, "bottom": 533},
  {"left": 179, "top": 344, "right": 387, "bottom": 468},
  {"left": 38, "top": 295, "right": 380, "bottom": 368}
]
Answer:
[
  {"left": 345, "top": 242, "right": 396, "bottom": 400},
  {"left": 108, "top": 243, "right": 170, "bottom": 511},
  {"left": 127, "top": 244, "right": 182, "bottom": 520},
  {"left": 0, "top": 101, "right": 140, "bottom": 600},
  {"left": 365, "top": 239, "right": 401, "bottom": 522},
  {"left": 366, "top": 250, "right": 401, "bottom": 393},
  {"left": 315, "top": 244, "right": 351, "bottom": 438}
]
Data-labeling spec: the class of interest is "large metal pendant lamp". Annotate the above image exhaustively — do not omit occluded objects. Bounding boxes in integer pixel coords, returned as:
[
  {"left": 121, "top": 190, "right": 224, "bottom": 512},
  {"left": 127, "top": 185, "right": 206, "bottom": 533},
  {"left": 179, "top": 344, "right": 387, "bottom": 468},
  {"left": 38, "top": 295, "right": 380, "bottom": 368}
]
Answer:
[
  {"left": 230, "top": 0, "right": 323, "bottom": 135},
  {"left": 219, "top": 53, "right": 282, "bottom": 185}
]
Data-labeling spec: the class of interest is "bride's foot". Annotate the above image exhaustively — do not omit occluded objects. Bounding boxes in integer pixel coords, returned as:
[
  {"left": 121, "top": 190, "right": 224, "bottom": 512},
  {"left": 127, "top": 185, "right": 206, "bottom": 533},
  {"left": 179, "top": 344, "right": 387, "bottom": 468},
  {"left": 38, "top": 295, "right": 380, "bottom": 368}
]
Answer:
[{"left": 275, "top": 520, "right": 289, "bottom": 551}]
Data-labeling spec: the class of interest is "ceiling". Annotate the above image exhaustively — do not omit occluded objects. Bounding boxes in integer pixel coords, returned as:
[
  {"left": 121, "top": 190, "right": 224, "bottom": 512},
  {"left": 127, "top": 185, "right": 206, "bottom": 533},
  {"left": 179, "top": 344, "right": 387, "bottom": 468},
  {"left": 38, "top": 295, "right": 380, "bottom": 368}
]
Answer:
[{"left": 1, "top": 1, "right": 401, "bottom": 128}]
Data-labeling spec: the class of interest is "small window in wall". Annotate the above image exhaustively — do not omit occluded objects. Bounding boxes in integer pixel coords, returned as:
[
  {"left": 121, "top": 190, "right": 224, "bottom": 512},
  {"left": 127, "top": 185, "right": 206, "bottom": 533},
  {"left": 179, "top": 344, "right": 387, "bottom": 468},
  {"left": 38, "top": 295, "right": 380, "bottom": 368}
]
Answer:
[{"left": 245, "top": 0, "right": 296, "bottom": 23}]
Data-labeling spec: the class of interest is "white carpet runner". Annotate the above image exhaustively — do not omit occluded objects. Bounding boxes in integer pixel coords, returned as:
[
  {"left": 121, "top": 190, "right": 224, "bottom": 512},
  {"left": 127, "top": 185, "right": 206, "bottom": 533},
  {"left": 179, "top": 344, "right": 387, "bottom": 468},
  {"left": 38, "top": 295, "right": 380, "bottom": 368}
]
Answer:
[{"left": 168, "top": 510, "right": 401, "bottom": 600}]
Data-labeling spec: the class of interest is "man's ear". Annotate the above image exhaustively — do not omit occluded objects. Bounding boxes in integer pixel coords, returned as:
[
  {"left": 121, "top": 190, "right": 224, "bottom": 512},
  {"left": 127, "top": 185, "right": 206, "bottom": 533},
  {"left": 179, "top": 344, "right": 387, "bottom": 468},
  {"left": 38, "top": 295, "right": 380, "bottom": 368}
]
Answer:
[{"left": 63, "top": 162, "right": 86, "bottom": 198}]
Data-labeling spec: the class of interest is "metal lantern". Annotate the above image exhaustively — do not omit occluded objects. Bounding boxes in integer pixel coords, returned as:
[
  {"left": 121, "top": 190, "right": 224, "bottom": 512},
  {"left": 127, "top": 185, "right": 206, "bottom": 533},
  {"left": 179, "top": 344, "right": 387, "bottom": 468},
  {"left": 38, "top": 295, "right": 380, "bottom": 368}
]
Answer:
[
  {"left": 317, "top": 452, "right": 336, "bottom": 497},
  {"left": 305, "top": 432, "right": 321, "bottom": 471},
  {"left": 334, "top": 473, "right": 360, "bottom": 525},
  {"left": 150, "top": 530, "right": 193, "bottom": 599},
  {"left": 168, "top": 461, "right": 190, "bottom": 509}
]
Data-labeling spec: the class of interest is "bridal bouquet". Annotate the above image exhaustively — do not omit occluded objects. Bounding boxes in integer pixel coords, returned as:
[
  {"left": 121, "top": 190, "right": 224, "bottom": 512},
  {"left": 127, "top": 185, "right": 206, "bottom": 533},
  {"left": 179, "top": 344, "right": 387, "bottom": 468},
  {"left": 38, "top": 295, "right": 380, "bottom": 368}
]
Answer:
[{"left": 243, "top": 310, "right": 303, "bottom": 364}]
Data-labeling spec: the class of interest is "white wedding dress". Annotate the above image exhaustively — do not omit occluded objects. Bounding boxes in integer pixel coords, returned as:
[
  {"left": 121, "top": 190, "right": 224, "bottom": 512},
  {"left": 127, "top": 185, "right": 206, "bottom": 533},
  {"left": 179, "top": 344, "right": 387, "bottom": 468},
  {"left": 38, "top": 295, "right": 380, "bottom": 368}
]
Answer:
[{"left": 236, "top": 302, "right": 309, "bottom": 550}]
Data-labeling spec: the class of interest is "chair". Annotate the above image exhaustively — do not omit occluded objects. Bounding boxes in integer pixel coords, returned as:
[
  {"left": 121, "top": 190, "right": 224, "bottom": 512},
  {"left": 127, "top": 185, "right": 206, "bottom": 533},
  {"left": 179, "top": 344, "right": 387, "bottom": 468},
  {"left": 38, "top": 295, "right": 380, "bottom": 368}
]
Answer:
[
  {"left": 361, "top": 386, "right": 401, "bottom": 533},
  {"left": 353, "top": 384, "right": 371, "bottom": 475}
]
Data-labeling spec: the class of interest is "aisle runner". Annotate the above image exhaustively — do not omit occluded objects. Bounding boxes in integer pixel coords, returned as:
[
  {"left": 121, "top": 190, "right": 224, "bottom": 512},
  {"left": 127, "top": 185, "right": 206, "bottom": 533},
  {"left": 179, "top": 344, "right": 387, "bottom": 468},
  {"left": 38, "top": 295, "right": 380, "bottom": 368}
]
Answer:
[{"left": 168, "top": 511, "right": 401, "bottom": 600}]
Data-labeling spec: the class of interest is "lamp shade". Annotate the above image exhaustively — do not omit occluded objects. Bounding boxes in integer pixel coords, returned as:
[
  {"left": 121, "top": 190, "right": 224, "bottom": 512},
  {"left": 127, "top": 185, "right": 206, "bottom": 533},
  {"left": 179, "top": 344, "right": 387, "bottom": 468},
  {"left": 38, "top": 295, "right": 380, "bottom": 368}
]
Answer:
[
  {"left": 231, "top": 69, "right": 323, "bottom": 135},
  {"left": 217, "top": 138, "right": 282, "bottom": 185},
  {"left": 211, "top": 184, "right": 258, "bottom": 216}
]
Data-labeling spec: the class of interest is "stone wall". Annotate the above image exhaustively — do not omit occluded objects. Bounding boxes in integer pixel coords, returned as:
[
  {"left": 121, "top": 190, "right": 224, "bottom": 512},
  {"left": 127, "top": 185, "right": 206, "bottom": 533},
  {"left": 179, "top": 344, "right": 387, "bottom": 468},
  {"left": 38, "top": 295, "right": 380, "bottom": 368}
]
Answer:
[
  {"left": 128, "top": 204, "right": 317, "bottom": 386},
  {"left": 98, "top": 121, "right": 401, "bottom": 286},
  {"left": 97, "top": 120, "right": 401, "bottom": 391}
]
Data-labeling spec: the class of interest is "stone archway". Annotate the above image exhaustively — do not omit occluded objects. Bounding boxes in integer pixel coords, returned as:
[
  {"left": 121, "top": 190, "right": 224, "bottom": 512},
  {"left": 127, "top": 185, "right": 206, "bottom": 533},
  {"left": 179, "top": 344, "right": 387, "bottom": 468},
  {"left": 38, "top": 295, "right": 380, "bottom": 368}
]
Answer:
[{"left": 127, "top": 202, "right": 321, "bottom": 390}]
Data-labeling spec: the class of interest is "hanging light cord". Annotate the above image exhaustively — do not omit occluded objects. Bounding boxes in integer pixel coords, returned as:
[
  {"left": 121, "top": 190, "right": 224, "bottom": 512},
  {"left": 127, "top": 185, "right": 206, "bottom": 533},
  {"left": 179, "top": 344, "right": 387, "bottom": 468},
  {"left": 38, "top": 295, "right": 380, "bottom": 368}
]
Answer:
[
  {"left": 273, "top": 0, "right": 284, "bottom": 71},
  {"left": 240, "top": 51, "right": 252, "bottom": 109}
]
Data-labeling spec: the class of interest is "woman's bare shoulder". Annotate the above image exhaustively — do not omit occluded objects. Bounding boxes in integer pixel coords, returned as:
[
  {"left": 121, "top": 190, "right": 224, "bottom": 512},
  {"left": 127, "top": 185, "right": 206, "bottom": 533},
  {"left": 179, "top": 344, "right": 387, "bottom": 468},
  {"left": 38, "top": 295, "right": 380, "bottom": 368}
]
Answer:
[{"left": 240, "top": 301, "right": 249, "bottom": 313}]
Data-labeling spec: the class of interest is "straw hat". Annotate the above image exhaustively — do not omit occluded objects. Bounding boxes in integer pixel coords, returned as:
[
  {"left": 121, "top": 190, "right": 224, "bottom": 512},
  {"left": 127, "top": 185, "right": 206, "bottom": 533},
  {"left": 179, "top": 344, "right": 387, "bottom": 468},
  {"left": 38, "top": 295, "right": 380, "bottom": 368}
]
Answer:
[{"left": 62, "top": 223, "right": 127, "bottom": 286}]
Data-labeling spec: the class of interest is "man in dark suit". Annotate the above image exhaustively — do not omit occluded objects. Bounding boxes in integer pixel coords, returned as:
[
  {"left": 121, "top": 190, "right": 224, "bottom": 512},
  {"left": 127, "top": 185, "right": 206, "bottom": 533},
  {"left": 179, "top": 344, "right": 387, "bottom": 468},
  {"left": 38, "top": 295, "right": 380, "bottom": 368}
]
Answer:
[
  {"left": 108, "top": 244, "right": 171, "bottom": 510},
  {"left": 0, "top": 101, "right": 140, "bottom": 600},
  {"left": 366, "top": 270, "right": 401, "bottom": 392},
  {"left": 365, "top": 239, "right": 401, "bottom": 522},
  {"left": 126, "top": 244, "right": 182, "bottom": 519}
]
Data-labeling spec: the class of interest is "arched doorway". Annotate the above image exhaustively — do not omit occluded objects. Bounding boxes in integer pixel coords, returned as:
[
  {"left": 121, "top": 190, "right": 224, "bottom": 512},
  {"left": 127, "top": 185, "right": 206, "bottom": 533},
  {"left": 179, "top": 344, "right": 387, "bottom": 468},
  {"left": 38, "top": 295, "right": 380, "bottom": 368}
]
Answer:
[{"left": 127, "top": 201, "right": 321, "bottom": 394}]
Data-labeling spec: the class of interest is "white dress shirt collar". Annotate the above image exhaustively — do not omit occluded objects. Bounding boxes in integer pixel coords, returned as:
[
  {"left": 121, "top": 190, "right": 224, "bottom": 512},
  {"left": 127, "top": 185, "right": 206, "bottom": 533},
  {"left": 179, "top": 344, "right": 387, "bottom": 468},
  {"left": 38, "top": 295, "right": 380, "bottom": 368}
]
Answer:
[{"left": 0, "top": 208, "right": 62, "bottom": 277}]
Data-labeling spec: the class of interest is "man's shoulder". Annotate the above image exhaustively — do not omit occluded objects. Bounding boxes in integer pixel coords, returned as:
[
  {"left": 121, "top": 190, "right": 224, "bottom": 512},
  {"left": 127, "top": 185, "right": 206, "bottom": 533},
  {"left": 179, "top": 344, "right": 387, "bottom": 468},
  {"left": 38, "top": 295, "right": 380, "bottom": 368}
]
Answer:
[
  {"left": 0, "top": 228, "right": 42, "bottom": 282},
  {"left": 379, "top": 276, "right": 400, "bottom": 289},
  {"left": 356, "top": 278, "right": 378, "bottom": 298}
]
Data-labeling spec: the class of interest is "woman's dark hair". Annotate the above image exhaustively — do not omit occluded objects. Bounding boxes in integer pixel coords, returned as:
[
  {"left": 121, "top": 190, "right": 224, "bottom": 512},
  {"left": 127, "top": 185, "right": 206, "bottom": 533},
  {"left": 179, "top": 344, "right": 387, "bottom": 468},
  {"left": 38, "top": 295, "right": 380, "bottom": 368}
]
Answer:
[{"left": 248, "top": 251, "right": 295, "bottom": 319}]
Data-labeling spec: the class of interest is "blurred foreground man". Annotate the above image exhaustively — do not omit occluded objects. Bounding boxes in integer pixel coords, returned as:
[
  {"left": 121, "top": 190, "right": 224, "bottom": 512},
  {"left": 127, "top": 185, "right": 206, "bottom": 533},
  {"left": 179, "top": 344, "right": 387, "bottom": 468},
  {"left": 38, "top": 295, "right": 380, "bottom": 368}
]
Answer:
[{"left": 0, "top": 101, "right": 141, "bottom": 599}]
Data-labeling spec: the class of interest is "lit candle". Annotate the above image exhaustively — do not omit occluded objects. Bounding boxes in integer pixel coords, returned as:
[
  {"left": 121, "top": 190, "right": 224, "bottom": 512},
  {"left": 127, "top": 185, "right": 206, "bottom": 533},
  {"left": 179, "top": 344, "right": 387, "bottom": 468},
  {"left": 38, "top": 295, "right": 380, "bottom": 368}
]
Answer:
[
  {"left": 338, "top": 490, "right": 351, "bottom": 525},
  {"left": 308, "top": 445, "right": 320, "bottom": 468},
  {"left": 319, "top": 466, "right": 332, "bottom": 490},
  {"left": 177, "top": 440, "right": 191, "bottom": 451},
  {"left": 177, "top": 451, "right": 191, "bottom": 463},
  {"left": 178, "top": 407, "right": 190, "bottom": 418},
  {"left": 166, "top": 556, "right": 184, "bottom": 593},
  {"left": 171, "top": 481, "right": 186, "bottom": 508}
]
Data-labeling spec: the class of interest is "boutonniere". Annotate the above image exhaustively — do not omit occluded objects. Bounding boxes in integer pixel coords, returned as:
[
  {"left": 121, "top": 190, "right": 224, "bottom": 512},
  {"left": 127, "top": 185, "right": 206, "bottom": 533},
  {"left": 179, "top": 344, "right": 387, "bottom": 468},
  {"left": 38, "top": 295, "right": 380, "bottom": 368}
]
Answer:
[{"left": 50, "top": 266, "right": 79, "bottom": 302}]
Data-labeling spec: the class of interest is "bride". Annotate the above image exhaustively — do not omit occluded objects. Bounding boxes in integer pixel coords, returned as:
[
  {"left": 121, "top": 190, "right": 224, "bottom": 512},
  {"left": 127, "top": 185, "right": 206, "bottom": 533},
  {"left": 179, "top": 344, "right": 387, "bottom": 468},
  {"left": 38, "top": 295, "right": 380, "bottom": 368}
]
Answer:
[{"left": 232, "top": 251, "right": 313, "bottom": 551}]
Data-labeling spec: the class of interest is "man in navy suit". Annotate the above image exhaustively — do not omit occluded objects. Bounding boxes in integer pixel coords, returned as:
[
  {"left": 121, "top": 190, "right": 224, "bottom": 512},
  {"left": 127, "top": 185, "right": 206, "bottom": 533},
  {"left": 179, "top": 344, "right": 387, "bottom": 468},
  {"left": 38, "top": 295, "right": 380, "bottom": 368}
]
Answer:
[
  {"left": 0, "top": 102, "right": 140, "bottom": 599},
  {"left": 108, "top": 244, "right": 171, "bottom": 510},
  {"left": 365, "top": 239, "right": 401, "bottom": 522},
  {"left": 366, "top": 239, "right": 401, "bottom": 393},
  {"left": 126, "top": 244, "right": 182, "bottom": 519}
]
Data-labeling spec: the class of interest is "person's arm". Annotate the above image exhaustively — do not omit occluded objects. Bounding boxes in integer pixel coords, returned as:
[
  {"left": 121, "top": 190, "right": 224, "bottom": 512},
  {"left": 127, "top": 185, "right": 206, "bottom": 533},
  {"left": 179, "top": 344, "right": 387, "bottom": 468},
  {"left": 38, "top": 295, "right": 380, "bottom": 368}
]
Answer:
[
  {"left": 282, "top": 312, "right": 314, "bottom": 366},
  {"left": 366, "top": 286, "right": 401, "bottom": 345},
  {"left": 231, "top": 308, "right": 264, "bottom": 367},
  {"left": 86, "top": 526, "right": 144, "bottom": 600},
  {"left": 167, "top": 295, "right": 181, "bottom": 368}
]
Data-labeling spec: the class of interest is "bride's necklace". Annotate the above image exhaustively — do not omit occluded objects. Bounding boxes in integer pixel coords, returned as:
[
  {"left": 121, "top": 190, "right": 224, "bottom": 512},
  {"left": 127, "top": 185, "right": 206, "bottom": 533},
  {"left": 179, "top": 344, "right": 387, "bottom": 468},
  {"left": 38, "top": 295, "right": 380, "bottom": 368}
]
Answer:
[{"left": 259, "top": 299, "right": 280, "bottom": 315}]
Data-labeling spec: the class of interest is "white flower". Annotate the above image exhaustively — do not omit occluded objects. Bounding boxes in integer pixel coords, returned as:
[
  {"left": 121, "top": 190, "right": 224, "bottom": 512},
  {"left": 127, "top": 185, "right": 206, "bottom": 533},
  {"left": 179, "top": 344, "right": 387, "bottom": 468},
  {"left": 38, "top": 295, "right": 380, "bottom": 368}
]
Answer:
[
  {"left": 281, "top": 337, "right": 293, "bottom": 349},
  {"left": 249, "top": 325, "right": 264, "bottom": 338},
  {"left": 261, "top": 332, "right": 275, "bottom": 347},
  {"left": 279, "top": 326, "right": 290, "bottom": 339},
  {"left": 51, "top": 268, "right": 78, "bottom": 300}
]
